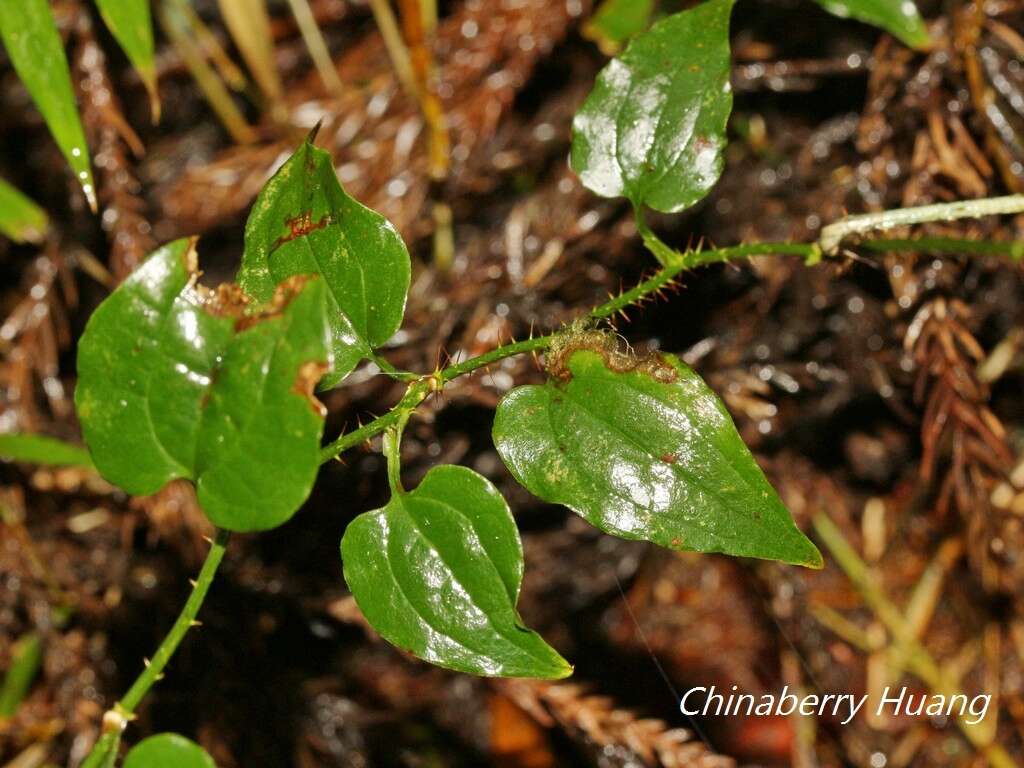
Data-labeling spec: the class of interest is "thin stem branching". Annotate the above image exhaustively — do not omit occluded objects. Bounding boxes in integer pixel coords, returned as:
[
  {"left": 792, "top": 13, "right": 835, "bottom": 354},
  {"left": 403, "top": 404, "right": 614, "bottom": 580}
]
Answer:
[
  {"left": 82, "top": 194, "right": 1023, "bottom": 767},
  {"left": 320, "top": 220, "right": 1022, "bottom": 465}
]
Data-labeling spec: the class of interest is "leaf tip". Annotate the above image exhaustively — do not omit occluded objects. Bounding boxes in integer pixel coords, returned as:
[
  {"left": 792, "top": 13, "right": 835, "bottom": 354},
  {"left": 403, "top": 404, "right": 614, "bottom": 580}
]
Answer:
[
  {"left": 306, "top": 119, "right": 323, "bottom": 145},
  {"left": 907, "top": 29, "right": 933, "bottom": 51},
  {"left": 805, "top": 547, "right": 825, "bottom": 570},
  {"left": 793, "top": 537, "right": 824, "bottom": 570},
  {"left": 518, "top": 649, "right": 574, "bottom": 681},
  {"left": 83, "top": 174, "right": 98, "bottom": 214},
  {"left": 549, "top": 658, "right": 575, "bottom": 680}
]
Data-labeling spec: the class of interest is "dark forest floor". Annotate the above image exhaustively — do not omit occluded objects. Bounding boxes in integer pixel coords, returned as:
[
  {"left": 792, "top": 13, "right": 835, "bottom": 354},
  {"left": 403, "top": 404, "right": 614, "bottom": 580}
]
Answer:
[{"left": 3, "top": 0, "right": 1024, "bottom": 766}]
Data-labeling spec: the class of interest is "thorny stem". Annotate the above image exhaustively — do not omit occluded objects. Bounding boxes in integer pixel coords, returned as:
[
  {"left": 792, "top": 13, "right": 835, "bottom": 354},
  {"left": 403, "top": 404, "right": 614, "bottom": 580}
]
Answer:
[
  {"left": 320, "top": 222, "right": 1021, "bottom": 464},
  {"left": 320, "top": 379, "right": 431, "bottom": 462},
  {"left": 80, "top": 198, "right": 1023, "bottom": 763},
  {"left": 81, "top": 530, "right": 230, "bottom": 768}
]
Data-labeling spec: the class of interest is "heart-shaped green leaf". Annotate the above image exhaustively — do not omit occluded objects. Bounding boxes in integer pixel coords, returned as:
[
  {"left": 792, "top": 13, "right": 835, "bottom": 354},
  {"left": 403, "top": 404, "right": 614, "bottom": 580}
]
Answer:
[
  {"left": 95, "top": 0, "right": 159, "bottom": 120},
  {"left": 570, "top": 0, "right": 735, "bottom": 214},
  {"left": 0, "top": 177, "right": 47, "bottom": 244},
  {"left": 341, "top": 465, "right": 572, "bottom": 678},
  {"left": 493, "top": 346, "right": 822, "bottom": 568},
  {"left": 814, "top": 0, "right": 930, "bottom": 50},
  {"left": 124, "top": 733, "right": 216, "bottom": 768},
  {"left": 239, "top": 138, "right": 411, "bottom": 388},
  {"left": 0, "top": 0, "right": 96, "bottom": 210},
  {"left": 76, "top": 238, "right": 332, "bottom": 532}
]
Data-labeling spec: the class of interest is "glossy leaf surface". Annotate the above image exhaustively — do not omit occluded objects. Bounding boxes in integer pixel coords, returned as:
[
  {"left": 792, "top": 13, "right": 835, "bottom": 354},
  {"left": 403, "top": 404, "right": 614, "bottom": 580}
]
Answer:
[
  {"left": 124, "top": 734, "right": 216, "bottom": 768},
  {"left": 0, "top": 178, "right": 47, "bottom": 243},
  {"left": 570, "top": 0, "right": 734, "bottom": 214},
  {"left": 341, "top": 465, "right": 572, "bottom": 678},
  {"left": 815, "top": 0, "right": 930, "bottom": 49},
  {"left": 240, "top": 139, "right": 411, "bottom": 387},
  {"left": 95, "top": 0, "right": 159, "bottom": 119},
  {"left": 0, "top": 433, "right": 94, "bottom": 468},
  {"left": 76, "top": 239, "right": 331, "bottom": 532},
  {"left": 584, "top": 0, "right": 655, "bottom": 54},
  {"left": 493, "top": 349, "right": 822, "bottom": 567},
  {"left": 0, "top": 0, "right": 95, "bottom": 209}
]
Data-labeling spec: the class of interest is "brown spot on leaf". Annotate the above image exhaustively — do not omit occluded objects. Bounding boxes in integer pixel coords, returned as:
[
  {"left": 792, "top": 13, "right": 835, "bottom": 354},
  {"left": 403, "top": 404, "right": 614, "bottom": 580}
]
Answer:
[
  {"left": 545, "top": 325, "right": 677, "bottom": 384},
  {"left": 181, "top": 236, "right": 200, "bottom": 276},
  {"left": 660, "top": 453, "right": 677, "bottom": 464},
  {"left": 638, "top": 356, "right": 678, "bottom": 383},
  {"left": 203, "top": 283, "right": 250, "bottom": 320},
  {"left": 234, "top": 275, "right": 313, "bottom": 331},
  {"left": 272, "top": 211, "right": 333, "bottom": 251},
  {"left": 292, "top": 360, "right": 329, "bottom": 417}
]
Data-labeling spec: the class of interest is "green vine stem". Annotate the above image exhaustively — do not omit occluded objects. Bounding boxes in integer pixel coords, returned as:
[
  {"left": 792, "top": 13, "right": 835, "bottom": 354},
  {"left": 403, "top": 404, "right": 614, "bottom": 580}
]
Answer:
[
  {"left": 81, "top": 200, "right": 1022, "bottom": 765},
  {"left": 384, "top": 428, "right": 403, "bottom": 493},
  {"left": 384, "top": 408, "right": 412, "bottom": 494},
  {"left": 81, "top": 529, "right": 230, "bottom": 768},
  {"left": 858, "top": 236, "right": 1024, "bottom": 260},
  {"left": 819, "top": 194, "right": 1024, "bottom": 255},
  {"left": 321, "top": 226, "right": 1021, "bottom": 464}
]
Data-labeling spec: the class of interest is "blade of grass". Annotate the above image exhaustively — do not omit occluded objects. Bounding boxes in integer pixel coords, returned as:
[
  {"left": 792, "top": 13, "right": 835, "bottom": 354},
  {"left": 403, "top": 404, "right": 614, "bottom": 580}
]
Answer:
[
  {"left": 418, "top": 0, "right": 436, "bottom": 33},
  {"left": 0, "top": 433, "right": 95, "bottom": 468},
  {"left": 159, "top": 0, "right": 258, "bottom": 144},
  {"left": 813, "top": 514, "right": 1015, "bottom": 768},
  {"left": 387, "top": 0, "right": 452, "bottom": 271},
  {"left": 95, "top": 0, "right": 160, "bottom": 122},
  {"left": 0, "top": 178, "right": 48, "bottom": 244},
  {"left": 396, "top": 0, "right": 448, "bottom": 179},
  {"left": 0, "top": 0, "right": 96, "bottom": 211},
  {"left": 217, "top": 0, "right": 286, "bottom": 119},
  {"left": 0, "top": 633, "right": 42, "bottom": 718},
  {"left": 285, "top": 0, "right": 343, "bottom": 96},
  {"left": 367, "top": 0, "right": 418, "bottom": 100},
  {"left": 181, "top": 1, "right": 248, "bottom": 91}
]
